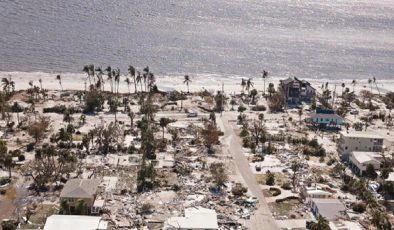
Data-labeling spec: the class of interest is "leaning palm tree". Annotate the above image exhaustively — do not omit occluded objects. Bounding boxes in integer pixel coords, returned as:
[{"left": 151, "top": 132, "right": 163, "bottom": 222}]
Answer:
[
  {"left": 56, "top": 74, "right": 63, "bottom": 91},
  {"left": 262, "top": 70, "right": 268, "bottom": 95},
  {"left": 183, "top": 75, "right": 192, "bottom": 93},
  {"left": 128, "top": 65, "right": 137, "bottom": 93}
]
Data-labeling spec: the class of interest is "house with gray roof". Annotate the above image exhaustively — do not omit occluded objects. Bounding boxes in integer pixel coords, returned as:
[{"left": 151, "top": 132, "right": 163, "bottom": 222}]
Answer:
[
  {"left": 60, "top": 178, "right": 101, "bottom": 214},
  {"left": 309, "top": 198, "right": 347, "bottom": 221}
]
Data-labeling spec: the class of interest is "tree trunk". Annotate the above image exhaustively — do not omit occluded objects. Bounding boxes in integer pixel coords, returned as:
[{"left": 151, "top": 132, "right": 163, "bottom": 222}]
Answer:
[
  {"left": 8, "top": 167, "right": 12, "bottom": 178},
  {"left": 134, "top": 76, "right": 137, "bottom": 93}
]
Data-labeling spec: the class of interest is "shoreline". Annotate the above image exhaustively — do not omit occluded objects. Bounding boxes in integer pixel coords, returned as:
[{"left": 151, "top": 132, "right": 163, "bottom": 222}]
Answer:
[{"left": 1, "top": 71, "right": 393, "bottom": 95}]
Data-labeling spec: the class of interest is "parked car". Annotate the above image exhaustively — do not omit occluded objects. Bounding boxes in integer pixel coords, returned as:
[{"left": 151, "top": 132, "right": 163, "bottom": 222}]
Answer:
[
  {"left": 350, "top": 109, "right": 359, "bottom": 115},
  {"left": 187, "top": 111, "right": 198, "bottom": 117}
]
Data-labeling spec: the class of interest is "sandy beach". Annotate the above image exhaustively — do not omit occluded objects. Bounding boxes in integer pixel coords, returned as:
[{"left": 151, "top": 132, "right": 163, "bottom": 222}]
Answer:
[{"left": 1, "top": 71, "right": 393, "bottom": 95}]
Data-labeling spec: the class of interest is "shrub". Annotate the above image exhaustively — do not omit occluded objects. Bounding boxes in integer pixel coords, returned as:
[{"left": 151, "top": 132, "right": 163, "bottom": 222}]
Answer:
[
  {"left": 266, "top": 173, "right": 275, "bottom": 186},
  {"left": 327, "top": 158, "right": 336, "bottom": 166},
  {"left": 242, "top": 137, "right": 251, "bottom": 148},
  {"left": 43, "top": 105, "right": 82, "bottom": 114},
  {"left": 251, "top": 105, "right": 266, "bottom": 111},
  {"left": 18, "top": 155, "right": 25, "bottom": 162},
  {"left": 281, "top": 182, "right": 292, "bottom": 190},
  {"left": 232, "top": 183, "right": 248, "bottom": 197},
  {"left": 240, "top": 128, "right": 249, "bottom": 137},
  {"left": 352, "top": 203, "right": 366, "bottom": 213},
  {"left": 26, "top": 143, "right": 35, "bottom": 152},
  {"left": 269, "top": 187, "right": 281, "bottom": 196}
]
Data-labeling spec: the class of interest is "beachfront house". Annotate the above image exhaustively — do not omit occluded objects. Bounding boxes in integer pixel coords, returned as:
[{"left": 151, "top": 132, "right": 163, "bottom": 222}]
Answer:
[
  {"left": 306, "top": 109, "right": 343, "bottom": 130},
  {"left": 163, "top": 206, "right": 218, "bottom": 230},
  {"left": 279, "top": 77, "right": 316, "bottom": 105},
  {"left": 309, "top": 198, "right": 347, "bottom": 221},
  {"left": 337, "top": 130, "right": 384, "bottom": 160},
  {"left": 348, "top": 151, "right": 383, "bottom": 176},
  {"left": 43, "top": 215, "right": 107, "bottom": 230},
  {"left": 60, "top": 178, "right": 101, "bottom": 214}
]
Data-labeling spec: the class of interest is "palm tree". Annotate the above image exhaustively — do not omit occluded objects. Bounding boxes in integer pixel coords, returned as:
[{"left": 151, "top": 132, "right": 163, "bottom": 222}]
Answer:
[
  {"left": 250, "top": 89, "right": 258, "bottom": 104},
  {"left": 88, "top": 64, "right": 95, "bottom": 83},
  {"left": 241, "top": 78, "right": 246, "bottom": 93},
  {"left": 128, "top": 65, "right": 137, "bottom": 93},
  {"left": 230, "top": 98, "right": 236, "bottom": 110},
  {"left": 262, "top": 70, "right": 268, "bottom": 95},
  {"left": 128, "top": 112, "right": 135, "bottom": 128},
  {"left": 95, "top": 66, "right": 104, "bottom": 91},
  {"left": 105, "top": 66, "right": 113, "bottom": 93},
  {"left": 298, "top": 108, "right": 303, "bottom": 124},
  {"left": 1, "top": 77, "right": 10, "bottom": 94},
  {"left": 143, "top": 73, "right": 148, "bottom": 92},
  {"left": 125, "top": 78, "right": 131, "bottom": 94},
  {"left": 258, "top": 113, "right": 264, "bottom": 125},
  {"left": 83, "top": 65, "right": 91, "bottom": 85},
  {"left": 147, "top": 72, "right": 155, "bottom": 92},
  {"left": 1, "top": 77, "right": 14, "bottom": 95},
  {"left": 143, "top": 66, "right": 150, "bottom": 92},
  {"left": 267, "top": 83, "right": 275, "bottom": 97},
  {"left": 38, "top": 78, "right": 43, "bottom": 91},
  {"left": 113, "top": 68, "right": 121, "bottom": 94},
  {"left": 184, "top": 75, "right": 192, "bottom": 93},
  {"left": 368, "top": 78, "right": 373, "bottom": 95},
  {"left": 79, "top": 114, "right": 86, "bottom": 125},
  {"left": 352, "top": 79, "right": 356, "bottom": 92},
  {"left": 56, "top": 74, "right": 63, "bottom": 91},
  {"left": 11, "top": 102, "right": 21, "bottom": 125},
  {"left": 136, "top": 71, "right": 143, "bottom": 92},
  {"left": 341, "top": 83, "right": 345, "bottom": 97},
  {"left": 159, "top": 117, "right": 171, "bottom": 139},
  {"left": 373, "top": 77, "right": 380, "bottom": 96},
  {"left": 246, "top": 78, "right": 253, "bottom": 94}
]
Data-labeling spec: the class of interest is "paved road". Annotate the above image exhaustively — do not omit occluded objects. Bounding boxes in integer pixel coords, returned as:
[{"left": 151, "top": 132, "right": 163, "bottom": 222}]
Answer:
[{"left": 220, "top": 113, "right": 278, "bottom": 230}]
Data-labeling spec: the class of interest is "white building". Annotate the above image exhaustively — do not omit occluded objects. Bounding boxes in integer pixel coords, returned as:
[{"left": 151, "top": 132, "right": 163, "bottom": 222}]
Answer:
[
  {"left": 301, "top": 186, "right": 333, "bottom": 200},
  {"left": 338, "top": 130, "right": 383, "bottom": 160},
  {"left": 348, "top": 151, "right": 383, "bottom": 176},
  {"left": 163, "top": 207, "right": 218, "bottom": 230},
  {"left": 44, "top": 215, "right": 107, "bottom": 230}
]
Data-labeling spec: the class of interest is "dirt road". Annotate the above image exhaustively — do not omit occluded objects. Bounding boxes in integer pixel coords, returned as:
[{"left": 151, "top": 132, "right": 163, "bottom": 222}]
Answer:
[{"left": 220, "top": 112, "right": 278, "bottom": 230}]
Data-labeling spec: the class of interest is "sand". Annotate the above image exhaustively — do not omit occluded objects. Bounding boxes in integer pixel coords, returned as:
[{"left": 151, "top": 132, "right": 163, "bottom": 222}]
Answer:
[{"left": 1, "top": 71, "right": 393, "bottom": 95}]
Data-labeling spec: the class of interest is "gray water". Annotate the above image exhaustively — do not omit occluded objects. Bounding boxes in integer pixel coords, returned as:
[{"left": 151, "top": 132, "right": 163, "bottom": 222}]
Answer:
[{"left": 1, "top": 0, "right": 394, "bottom": 79}]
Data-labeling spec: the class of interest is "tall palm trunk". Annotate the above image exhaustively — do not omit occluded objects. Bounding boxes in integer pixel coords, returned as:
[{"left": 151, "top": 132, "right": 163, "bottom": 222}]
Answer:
[{"left": 133, "top": 76, "right": 137, "bottom": 93}]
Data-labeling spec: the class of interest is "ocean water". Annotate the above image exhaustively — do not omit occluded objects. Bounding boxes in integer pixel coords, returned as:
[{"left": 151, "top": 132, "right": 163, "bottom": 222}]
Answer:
[{"left": 0, "top": 0, "right": 394, "bottom": 79}]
